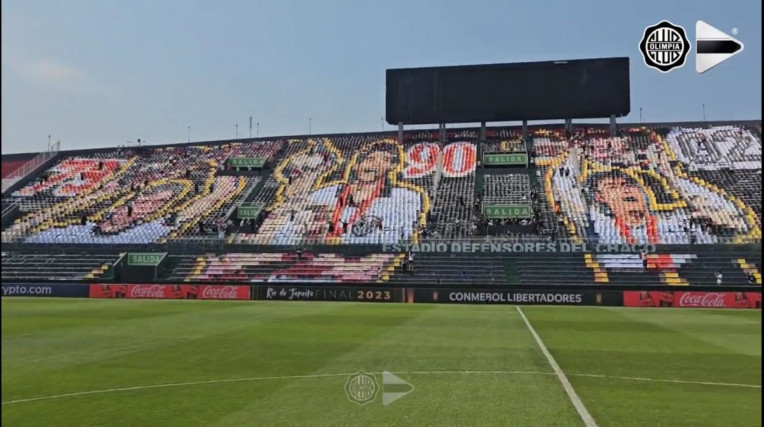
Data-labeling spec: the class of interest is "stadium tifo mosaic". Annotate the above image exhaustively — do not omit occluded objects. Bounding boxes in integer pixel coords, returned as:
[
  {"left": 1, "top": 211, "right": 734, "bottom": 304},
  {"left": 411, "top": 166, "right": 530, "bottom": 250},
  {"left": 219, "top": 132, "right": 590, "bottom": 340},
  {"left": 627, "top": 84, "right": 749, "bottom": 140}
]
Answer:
[
  {"left": 1, "top": 124, "right": 761, "bottom": 286},
  {"left": 2, "top": 124, "right": 761, "bottom": 246}
]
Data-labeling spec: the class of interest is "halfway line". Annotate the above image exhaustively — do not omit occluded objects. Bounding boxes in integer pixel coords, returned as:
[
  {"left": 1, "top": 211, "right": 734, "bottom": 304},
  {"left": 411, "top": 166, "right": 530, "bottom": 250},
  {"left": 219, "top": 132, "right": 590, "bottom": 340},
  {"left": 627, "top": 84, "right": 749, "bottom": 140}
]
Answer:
[{"left": 2, "top": 369, "right": 759, "bottom": 405}]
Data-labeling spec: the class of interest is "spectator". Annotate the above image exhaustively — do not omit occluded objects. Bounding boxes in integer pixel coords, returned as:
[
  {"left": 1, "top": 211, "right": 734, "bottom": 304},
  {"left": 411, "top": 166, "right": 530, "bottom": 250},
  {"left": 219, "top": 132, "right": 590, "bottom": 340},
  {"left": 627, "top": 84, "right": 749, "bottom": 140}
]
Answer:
[
  {"left": 640, "top": 247, "right": 648, "bottom": 269},
  {"left": 747, "top": 271, "right": 756, "bottom": 286},
  {"left": 714, "top": 270, "right": 723, "bottom": 285}
]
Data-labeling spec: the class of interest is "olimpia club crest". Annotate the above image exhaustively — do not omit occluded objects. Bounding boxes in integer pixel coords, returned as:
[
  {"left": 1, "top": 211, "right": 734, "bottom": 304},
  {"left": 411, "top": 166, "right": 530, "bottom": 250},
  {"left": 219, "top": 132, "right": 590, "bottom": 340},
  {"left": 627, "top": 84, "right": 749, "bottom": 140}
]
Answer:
[
  {"left": 639, "top": 20, "right": 691, "bottom": 73},
  {"left": 352, "top": 215, "right": 383, "bottom": 237}
]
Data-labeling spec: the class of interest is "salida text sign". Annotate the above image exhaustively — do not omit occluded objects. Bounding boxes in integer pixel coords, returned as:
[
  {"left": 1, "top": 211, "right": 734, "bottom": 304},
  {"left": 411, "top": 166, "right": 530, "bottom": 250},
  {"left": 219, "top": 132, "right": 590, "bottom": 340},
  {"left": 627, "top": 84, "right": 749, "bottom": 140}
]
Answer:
[
  {"left": 238, "top": 203, "right": 262, "bottom": 219},
  {"left": 482, "top": 204, "right": 532, "bottom": 219},
  {"left": 623, "top": 291, "right": 761, "bottom": 309},
  {"left": 127, "top": 253, "right": 166, "bottom": 266},
  {"left": 483, "top": 153, "right": 527, "bottom": 166},
  {"left": 228, "top": 157, "right": 266, "bottom": 168},
  {"left": 90, "top": 284, "right": 250, "bottom": 300}
]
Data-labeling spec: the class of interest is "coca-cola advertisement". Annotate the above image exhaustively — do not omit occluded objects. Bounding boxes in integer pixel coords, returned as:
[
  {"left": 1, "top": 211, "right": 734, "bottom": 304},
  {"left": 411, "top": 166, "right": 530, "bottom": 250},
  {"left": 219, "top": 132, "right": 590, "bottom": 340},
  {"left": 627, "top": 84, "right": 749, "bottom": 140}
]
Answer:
[
  {"left": 186, "top": 285, "right": 249, "bottom": 300},
  {"left": 89, "top": 284, "right": 249, "bottom": 300},
  {"left": 129, "top": 284, "right": 172, "bottom": 299},
  {"left": 624, "top": 291, "right": 761, "bottom": 309}
]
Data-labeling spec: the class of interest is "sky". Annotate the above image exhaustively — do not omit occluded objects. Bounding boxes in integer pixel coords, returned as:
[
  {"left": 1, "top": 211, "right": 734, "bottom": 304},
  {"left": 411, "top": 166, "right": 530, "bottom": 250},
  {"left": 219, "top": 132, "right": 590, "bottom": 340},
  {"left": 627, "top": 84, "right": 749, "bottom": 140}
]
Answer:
[{"left": 1, "top": 0, "right": 761, "bottom": 154}]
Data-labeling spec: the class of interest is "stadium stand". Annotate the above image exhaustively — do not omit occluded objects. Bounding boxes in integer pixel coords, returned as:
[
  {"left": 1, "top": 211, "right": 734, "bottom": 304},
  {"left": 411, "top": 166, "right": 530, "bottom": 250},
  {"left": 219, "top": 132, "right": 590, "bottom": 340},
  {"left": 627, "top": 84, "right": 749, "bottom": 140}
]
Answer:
[
  {"left": 534, "top": 125, "right": 761, "bottom": 245},
  {"left": 1, "top": 251, "right": 119, "bottom": 281},
  {"left": 166, "top": 252, "right": 400, "bottom": 283},
  {"left": 482, "top": 174, "right": 531, "bottom": 205},
  {"left": 1, "top": 141, "right": 280, "bottom": 244},
  {"left": 1, "top": 122, "right": 761, "bottom": 286}
]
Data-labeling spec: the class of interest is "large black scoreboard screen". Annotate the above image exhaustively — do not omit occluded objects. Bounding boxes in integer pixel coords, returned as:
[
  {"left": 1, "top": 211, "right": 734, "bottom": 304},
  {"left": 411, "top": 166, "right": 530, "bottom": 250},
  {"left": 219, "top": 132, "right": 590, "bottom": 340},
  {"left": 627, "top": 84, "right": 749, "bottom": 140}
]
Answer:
[{"left": 386, "top": 57, "right": 630, "bottom": 125}]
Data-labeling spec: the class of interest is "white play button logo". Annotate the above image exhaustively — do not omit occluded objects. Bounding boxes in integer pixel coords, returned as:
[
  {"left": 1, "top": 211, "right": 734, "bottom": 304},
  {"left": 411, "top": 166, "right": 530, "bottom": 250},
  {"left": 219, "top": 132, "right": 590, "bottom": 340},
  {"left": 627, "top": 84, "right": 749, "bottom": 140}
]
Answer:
[
  {"left": 382, "top": 371, "right": 415, "bottom": 406},
  {"left": 696, "top": 21, "right": 744, "bottom": 74}
]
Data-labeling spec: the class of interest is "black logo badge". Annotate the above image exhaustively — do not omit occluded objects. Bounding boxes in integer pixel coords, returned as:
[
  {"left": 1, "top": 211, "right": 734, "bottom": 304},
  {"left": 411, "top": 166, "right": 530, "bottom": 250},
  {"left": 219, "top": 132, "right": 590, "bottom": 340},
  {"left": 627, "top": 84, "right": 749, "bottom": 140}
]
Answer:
[
  {"left": 639, "top": 21, "right": 691, "bottom": 73},
  {"left": 351, "top": 215, "right": 382, "bottom": 237}
]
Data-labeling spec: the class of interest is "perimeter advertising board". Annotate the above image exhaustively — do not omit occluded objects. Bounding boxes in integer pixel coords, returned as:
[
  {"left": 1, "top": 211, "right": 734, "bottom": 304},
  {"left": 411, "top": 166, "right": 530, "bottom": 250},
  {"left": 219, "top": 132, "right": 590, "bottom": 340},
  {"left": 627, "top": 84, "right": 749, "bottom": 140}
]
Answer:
[
  {"left": 89, "top": 284, "right": 250, "bottom": 300},
  {"left": 623, "top": 291, "right": 761, "bottom": 309},
  {"left": 258, "top": 285, "right": 404, "bottom": 303},
  {"left": 405, "top": 288, "right": 623, "bottom": 306},
  {"left": 1, "top": 283, "right": 89, "bottom": 297}
]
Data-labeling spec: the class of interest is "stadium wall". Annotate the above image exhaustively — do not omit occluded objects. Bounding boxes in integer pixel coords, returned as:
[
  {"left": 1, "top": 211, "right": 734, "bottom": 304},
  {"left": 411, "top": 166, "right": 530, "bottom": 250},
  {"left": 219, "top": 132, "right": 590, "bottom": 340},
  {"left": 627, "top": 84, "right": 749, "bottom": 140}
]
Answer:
[{"left": 2, "top": 283, "right": 760, "bottom": 309}]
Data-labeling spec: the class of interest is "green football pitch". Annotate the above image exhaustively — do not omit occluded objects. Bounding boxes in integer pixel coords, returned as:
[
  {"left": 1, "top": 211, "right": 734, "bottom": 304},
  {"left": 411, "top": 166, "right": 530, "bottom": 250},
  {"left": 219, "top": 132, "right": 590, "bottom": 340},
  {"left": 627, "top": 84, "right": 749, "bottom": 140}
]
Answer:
[{"left": 1, "top": 298, "right": 761, "bottom": 426}]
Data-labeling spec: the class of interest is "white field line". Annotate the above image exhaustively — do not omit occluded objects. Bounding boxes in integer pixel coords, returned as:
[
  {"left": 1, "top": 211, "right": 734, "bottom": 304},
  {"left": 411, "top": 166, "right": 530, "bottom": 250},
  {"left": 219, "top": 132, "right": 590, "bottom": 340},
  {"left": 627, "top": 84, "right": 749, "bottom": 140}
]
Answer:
[
  {"left": 568, "top": 372, "right": 763, "bottom": 389},
  {"left": 2, "top": 370, "right": 760, "bottom": 405},
  {"left": 516, "top": 306, "right": 598, "bottom": 427}
]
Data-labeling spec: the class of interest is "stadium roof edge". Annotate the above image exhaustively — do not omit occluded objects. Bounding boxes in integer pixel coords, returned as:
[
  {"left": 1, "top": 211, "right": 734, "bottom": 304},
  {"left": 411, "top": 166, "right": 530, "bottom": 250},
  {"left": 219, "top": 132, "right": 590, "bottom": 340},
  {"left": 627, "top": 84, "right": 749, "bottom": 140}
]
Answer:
[{"left": 2, "top": 119, "right": 761, "bottom": 159}]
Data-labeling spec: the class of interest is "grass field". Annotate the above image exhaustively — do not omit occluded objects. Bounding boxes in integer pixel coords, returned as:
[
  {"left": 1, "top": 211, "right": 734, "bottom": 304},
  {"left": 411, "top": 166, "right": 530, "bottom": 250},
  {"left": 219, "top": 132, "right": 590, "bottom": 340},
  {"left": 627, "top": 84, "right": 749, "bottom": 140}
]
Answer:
[{"left": 1, "top": 298, "right": 761, "bottom": 426}]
